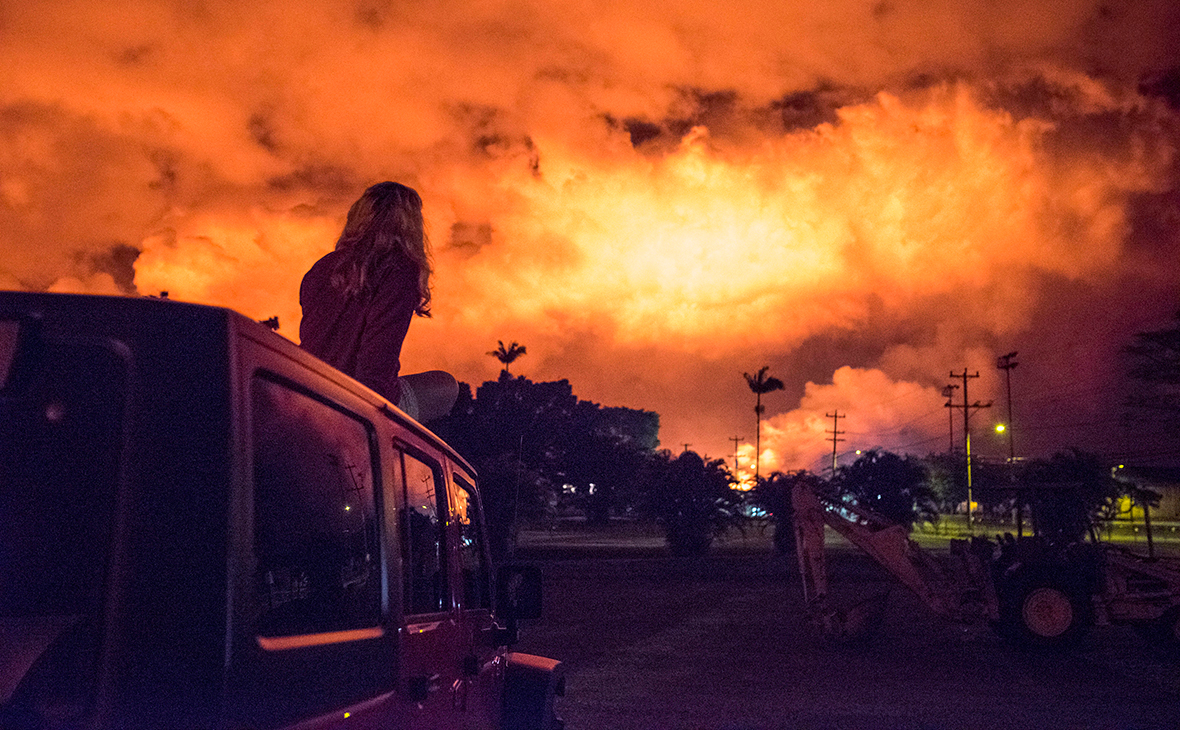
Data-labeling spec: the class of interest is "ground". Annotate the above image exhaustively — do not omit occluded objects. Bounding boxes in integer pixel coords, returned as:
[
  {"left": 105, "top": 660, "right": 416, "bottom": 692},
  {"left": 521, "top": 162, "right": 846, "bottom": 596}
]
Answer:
[{"left": 510, "top": 525, "right": 1180, "bottom": 730}]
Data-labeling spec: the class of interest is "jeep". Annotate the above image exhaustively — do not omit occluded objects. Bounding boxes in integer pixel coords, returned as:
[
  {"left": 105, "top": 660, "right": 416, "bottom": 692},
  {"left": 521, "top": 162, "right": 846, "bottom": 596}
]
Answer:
[{"left": 0, "top": 291, "right": 563, "bottom": 729}]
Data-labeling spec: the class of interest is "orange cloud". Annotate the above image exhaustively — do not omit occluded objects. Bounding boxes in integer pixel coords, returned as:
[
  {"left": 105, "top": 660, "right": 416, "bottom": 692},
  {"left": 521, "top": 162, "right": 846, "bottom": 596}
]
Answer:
[{"left": 1, "top": 0, "right": 1178, "bottom": 466}]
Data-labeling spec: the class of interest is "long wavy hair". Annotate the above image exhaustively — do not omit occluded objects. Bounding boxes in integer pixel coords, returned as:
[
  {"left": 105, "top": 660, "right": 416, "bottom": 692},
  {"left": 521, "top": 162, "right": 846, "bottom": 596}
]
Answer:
[{"left": 331, "top": 181, "right": 432, "bottom": 316}]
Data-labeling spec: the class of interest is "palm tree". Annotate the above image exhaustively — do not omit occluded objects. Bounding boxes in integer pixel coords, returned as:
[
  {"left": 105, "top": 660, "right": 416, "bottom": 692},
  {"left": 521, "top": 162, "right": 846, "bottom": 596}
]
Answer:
[
  {"left": 743, "top": 366, "right": 785, "bottom": 482},
  {"left": 487, "top": 340, "right": 527, "bottom": 375}
]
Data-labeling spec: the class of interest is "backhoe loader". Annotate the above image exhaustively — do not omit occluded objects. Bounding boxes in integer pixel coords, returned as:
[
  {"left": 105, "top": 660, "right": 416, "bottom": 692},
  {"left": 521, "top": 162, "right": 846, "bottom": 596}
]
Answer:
[{"left": 792, "top": 481, "right": 1180, "bottom": 651}]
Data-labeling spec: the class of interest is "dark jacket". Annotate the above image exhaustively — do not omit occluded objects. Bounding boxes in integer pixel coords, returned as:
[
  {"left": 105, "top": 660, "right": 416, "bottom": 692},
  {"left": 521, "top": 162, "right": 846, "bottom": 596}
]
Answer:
[{"left": 298, "top": 250, "right": 418, "bottom": 404}]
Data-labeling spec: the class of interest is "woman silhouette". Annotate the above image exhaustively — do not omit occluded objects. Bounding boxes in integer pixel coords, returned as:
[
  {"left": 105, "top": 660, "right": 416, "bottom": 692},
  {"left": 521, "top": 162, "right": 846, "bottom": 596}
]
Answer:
[{"left": 300, "top": 181, "right": 456, "bottom": 420}]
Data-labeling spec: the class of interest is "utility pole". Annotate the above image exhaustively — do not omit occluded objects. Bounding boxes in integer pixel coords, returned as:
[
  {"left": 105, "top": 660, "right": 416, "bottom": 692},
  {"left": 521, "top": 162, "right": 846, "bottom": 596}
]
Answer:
[
  {"left": 825, "top": 411, "right": 846, "bottom": 474},
  {"left": 942, "top": 384, "right": 959, "bottom": 455},
  {"left": 996, "top": 352, "right": 1018, "bottom": 463},
  {"left": 996, "top": 351, "right": 1020, "bottom": 535},
  {"left": 729, "top": 436, "right": 744, "bottom": 476},
  {"left": 949, "top": 370, "right": 991, "bottom": 531}
]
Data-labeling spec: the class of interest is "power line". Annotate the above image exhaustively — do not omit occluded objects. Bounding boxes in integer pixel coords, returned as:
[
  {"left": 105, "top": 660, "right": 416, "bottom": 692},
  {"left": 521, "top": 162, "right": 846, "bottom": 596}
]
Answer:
[
  {"left": 843, "top": 405, "right": 947, "bottom": 437},
  {"left": 1017, "top": 380, "right": 1122, "bottom": 407},
  {"left": 891, "top": 433, "right": 953, "bottom": 453},
  {"left": 1018, "top": 418, "right": 1129, "bottom": 432}
]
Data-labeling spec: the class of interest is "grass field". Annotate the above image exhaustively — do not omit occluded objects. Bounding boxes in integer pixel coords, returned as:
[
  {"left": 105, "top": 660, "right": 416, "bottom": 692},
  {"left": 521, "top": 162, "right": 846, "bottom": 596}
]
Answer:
[
  {"left": 510, "top": 521, "right": 1180, "bottom": 730},
  {"left": 514, "top": 515, "right": 1180, "bottom": 559}
]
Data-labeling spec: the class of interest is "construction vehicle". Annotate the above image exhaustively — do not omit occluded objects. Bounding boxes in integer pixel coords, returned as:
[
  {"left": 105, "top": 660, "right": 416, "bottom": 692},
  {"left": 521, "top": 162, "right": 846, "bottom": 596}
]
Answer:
[{"left": 792, "top": 481, "right": 1180, "bottom": 651}]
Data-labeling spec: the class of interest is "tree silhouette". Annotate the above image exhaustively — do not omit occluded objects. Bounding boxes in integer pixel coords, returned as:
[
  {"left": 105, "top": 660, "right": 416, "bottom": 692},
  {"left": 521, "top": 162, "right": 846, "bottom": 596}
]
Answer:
[
  {"left": 487, "top": 340, "right": 527, "bottom": 375},
  {"left": 1125, "top": 309, "right": 1180, "bottom": 435},
  {"left": 835, "top": 449, "right": 937, "bottom": 531},
  {"left": 428, "top": 375, "right": 659, "bottom": 558},
  {"left": 1018, "top": 449, "right": 1121, "bottom": 545},
  {"left": 743, "top": 366, "right": 784, "bottom": 482},
  {"left": 644, "top": 450, "right": 744, "bottom": 556},
  {"left": 754, "top": 470, "right": 825, "bottom": 554}
]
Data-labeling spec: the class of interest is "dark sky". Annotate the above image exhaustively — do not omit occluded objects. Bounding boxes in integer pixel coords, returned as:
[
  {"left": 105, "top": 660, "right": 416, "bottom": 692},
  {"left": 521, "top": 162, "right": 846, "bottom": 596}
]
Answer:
[{"left": 2, "top": 0, "right": 1179, "bottom": 476}]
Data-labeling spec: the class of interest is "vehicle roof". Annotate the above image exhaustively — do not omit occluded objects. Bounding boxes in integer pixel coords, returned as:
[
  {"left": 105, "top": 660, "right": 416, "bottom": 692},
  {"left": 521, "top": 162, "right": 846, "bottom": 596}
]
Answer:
[{"left": 0, "top": 290, "right": 475, "bottom": 477}]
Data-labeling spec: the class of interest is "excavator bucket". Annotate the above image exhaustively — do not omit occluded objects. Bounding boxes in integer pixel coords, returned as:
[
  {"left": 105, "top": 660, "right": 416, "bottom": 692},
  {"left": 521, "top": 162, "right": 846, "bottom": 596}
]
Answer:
[{"left": 812, "top": 590, "right": 890, "bottom": 644}]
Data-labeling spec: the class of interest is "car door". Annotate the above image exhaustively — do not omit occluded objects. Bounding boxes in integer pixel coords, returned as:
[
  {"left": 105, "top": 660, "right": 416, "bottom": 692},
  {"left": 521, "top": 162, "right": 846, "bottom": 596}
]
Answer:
[
  {"left": 229, "top": 370, "right": 396, "bottom": 729},
  {"left": 393, "top": 446, "right": 468, "bottom": 730},
  {"left": 449, "top": 472, "right": 504, "bottom": 729}
]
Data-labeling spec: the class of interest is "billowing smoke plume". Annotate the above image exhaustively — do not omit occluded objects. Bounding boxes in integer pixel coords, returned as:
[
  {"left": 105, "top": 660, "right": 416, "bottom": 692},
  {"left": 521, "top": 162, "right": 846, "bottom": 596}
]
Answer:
[{"left": 3, "top": 0, "right": 1179, "bottom": 468}]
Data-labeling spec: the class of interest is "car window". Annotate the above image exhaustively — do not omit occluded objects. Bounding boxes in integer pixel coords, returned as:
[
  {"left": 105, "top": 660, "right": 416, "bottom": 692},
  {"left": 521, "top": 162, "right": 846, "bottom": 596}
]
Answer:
[
  {"left": 453, "top": 476, "right": 491, "bottom": 610},
  {"left": 251, "top": 376, "right": 380, "bottom": 641},
  {"left": 0, "top": 336, "right": 124, "bottom": 730},
  {"left": 0, "top": 337, "right": 123, "bottom": 617},
  {"left": 396, "top": 450, "right": 448, "bottom": 615}
]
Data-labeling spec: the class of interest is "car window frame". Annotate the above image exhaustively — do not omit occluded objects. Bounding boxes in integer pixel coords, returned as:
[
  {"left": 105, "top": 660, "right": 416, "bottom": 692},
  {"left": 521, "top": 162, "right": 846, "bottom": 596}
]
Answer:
[
  {"left": 451, "top": 471, "right": 493, "bottom": 613},
  {"left": 392, "top": 439, "right": 453, "bottom": 620},
  {"left": 248, "top": 370, "right": 386, "bottom": 650}
]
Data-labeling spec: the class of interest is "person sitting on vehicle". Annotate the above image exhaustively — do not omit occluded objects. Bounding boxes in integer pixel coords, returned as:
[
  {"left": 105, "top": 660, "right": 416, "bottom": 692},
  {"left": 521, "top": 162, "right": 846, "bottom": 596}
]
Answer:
[{"left": 299, "top": 181, "right": 457, "bottom": 421}]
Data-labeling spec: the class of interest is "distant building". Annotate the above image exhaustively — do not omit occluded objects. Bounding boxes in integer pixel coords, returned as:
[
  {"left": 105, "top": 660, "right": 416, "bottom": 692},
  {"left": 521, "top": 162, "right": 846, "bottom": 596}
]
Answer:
[{"left": 1112, "top": 466, "right": 1180, "bottom": 521}]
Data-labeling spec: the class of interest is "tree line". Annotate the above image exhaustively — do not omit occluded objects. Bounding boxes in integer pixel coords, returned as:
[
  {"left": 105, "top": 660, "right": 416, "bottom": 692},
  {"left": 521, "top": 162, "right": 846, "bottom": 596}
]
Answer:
[
  {"left": 428, "top": 371, "right": 755, "bottom": 558},
  {"left": 428, "top": 372, "right": 1163, "bottom": 559},
  {"left": 430, "top": 309, "right": 1179, "bottom": 558}
]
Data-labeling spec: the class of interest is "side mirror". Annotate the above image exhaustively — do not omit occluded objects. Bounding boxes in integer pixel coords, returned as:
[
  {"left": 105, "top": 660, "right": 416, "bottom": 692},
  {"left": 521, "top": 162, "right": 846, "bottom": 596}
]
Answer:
[{"left": 496, "top": 564, "right": 543, "bottom": 621}]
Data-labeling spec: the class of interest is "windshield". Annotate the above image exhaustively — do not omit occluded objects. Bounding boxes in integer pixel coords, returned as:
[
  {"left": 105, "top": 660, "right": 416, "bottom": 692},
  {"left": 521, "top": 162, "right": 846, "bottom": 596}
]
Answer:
[{"left": 0, "top": 337, "right": 125, "bottom": 617}]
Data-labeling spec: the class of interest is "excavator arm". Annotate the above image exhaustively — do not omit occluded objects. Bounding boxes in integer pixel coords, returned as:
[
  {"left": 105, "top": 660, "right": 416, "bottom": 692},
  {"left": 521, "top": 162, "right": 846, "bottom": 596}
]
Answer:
[
  {"left": 791, "top": 479, "right": 1180, "bottom": 651},
  {"left": 791, "top": 481, "right": 997, "bottom": 640}
]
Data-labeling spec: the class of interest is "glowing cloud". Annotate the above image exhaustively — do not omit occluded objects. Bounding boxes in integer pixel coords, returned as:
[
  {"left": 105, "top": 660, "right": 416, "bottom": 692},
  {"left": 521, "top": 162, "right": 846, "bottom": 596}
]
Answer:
[
  {"left": 758, "top": 367, "right": 947, "bottom": 473},
  {"left": 1, "top": 0, "right": 1178, "bottom": 465}
]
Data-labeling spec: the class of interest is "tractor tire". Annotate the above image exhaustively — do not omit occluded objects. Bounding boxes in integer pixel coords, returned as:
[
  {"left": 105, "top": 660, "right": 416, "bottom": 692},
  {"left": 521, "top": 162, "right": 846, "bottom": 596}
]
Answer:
[{"left": 998, "top": 571, "right": 1092, "bottom": 649}]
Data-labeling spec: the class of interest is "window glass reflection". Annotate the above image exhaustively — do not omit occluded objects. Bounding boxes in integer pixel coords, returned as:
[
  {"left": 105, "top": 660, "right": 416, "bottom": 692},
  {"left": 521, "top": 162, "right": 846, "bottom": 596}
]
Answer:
[
  {"left": 454, "top": 478, "right": 490, "bottom": 610},
  {"left": 399, "top": 452, "right": 447, "bottom": 614},
  {"left": 252, "top": 377, "right": 379, "bottom": 637}
]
